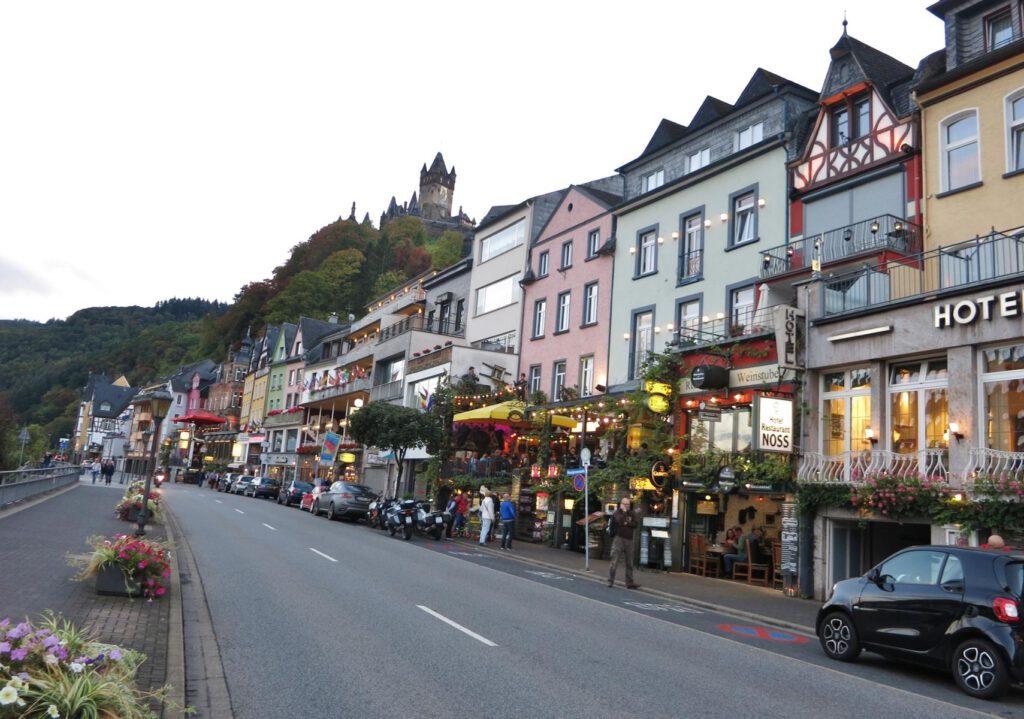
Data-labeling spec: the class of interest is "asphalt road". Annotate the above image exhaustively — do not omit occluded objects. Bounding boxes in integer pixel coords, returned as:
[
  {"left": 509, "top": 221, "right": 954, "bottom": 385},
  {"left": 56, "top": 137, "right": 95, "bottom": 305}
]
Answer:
[{"left": 167, "top": 483, "right": 1024, "bottom": 719}]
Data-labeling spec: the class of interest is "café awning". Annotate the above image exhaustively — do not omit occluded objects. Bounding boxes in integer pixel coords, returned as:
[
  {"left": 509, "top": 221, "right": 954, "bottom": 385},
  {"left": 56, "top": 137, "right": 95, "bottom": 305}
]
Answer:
[
  {"left": 172, "top": 410, "right": 227, "bottom": 426},
  {"left": 452, "top": 401, "right": 575, "bottom": 429}
]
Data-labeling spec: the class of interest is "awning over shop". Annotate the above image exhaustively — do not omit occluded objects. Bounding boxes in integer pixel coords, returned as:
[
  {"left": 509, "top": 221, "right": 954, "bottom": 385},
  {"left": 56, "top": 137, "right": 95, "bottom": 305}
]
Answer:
[
  {"left": 452, "top": 401, "right": 575, "bottom": 429},
  {"left": 172, "top": 410, "right": 227, "bottom": 425}
]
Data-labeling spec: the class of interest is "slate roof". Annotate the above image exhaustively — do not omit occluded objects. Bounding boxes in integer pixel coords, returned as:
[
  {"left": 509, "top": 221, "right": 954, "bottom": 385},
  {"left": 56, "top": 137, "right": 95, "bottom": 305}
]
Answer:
[
  {"left": 168, "top": 359, "right": 218, "bottom": 393},
  {"left": 640, "top": 119, "right": 688, "bottom": 157},
  {"left": 822, "top": 34, "right": 915, "bottom": 115},
  {"left": 91, "top": 382, "right": 136, "bottom": 418},
  {"left": 295, "top": 317, "right": 337, "bottom": 358}
]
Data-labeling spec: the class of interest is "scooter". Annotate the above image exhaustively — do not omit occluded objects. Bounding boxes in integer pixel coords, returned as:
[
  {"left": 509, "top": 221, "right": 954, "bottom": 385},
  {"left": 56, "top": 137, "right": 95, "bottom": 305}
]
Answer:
[
  {"left": 385, "top": 499, "right": 416, "bottom": 540},
  {"left": 367, "top": 495, "right": 390, "bottom": 530},
  {"left": 413, "top": 501, "right": 449, "bottom": 540}
]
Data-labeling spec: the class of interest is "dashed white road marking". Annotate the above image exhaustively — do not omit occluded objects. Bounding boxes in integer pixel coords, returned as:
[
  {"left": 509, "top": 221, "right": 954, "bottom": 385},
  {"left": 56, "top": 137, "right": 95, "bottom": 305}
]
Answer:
[
  {"left": 234, "top": 509, "right": 245, "bottom": 514},
  {"left": 262, "top": 523, "right": 276, "bottom": 531},
  {"left": 309, "top": 548, "right": 337, "bottom": 563},
  {"left": 215, "top": 500, "right": 223, "bottom": 504},
  {"left": 417, "top": 605, "right": 497, "bottom": 647}
]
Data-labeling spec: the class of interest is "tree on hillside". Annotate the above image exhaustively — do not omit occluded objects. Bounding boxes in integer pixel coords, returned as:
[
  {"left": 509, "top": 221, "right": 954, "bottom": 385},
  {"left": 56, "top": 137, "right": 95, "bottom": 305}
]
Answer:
[
  {"left": 371, "top": 270, "right": 409, "bottom": 299},
  {"left": 428, "top": 231, "right": 464, "bottom": 270},
  {"left": 275, "top": 219, "right": 376, "bottom": 283},
  {"left": 348, "top": 402, "right": 439, "bottom": 497},
  {"left": 264, "top": 248, "right": 365, "bottom": 324}
]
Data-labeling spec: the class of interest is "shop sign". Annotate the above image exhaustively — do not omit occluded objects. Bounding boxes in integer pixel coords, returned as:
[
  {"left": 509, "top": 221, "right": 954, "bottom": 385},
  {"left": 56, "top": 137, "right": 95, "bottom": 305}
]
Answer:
[
  {"left": 644, "top": 380, "right": 672, "bottom": 415},
  {"left": 752, "top": 396, "right": 794, "bottom": 453},
  {"left": 697, "top": 401, "right": 722, "bottom": 422},
  {"left": 650, "top": 462, "right": 670, "bottom": 488},
  {"left": 339, "top": 452, "right": 357, "bottom": 463},
  {"left": 319, "top": 431, "right": 340, "bottom": 465},
  {"left": 773, "top": 305, "right": 803, "bottom": 370},
  {"left": 266, "top": 453, "right": 293, "bottom": 465},
  {"left": 934, "top": 290, "right": 1024, "bottom": 328},
  {"left": 630, "top": 477, "right": 657, "bottom": 491},
  {"left": 678, "top": 364, "right": 787, "bottom": 395},
  {"left": 690, "top": 364, "right": 729, "bottom": 390},
  {"left": 696, "top": 500, "right": 718, "bottom": 515}
]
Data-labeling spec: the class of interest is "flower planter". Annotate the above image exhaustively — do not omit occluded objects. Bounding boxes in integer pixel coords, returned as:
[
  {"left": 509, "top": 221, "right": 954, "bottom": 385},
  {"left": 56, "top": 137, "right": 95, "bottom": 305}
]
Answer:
[
  {"left": 95, "top": 564, "right": 143, "bottom": 597},
  {"left": 125, "top": 506, "right": 141, "bottom": 522}
]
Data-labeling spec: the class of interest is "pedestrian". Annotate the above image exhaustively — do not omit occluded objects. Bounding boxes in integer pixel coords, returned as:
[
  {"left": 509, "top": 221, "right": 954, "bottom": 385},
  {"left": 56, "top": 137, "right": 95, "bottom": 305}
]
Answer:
[
  {"left": 90, "top": 459, "right": 101, "bottom": 485},
  {"left": 499, "top": 493, "right": 517, "bottom": 550},
  {"left": 478, "top": 487, "right": 495, "bottom": 546},
  {"left": 445, "top": 494, "right": 458, "bottom": 538},
  {"left": 514, "top": 372, "right": 528, "bottom": 400},
  {"left": 607, "top": 496, "right": 641, "bottom": 589},
  {"left": 453, "top": 491, "right": 469, "bottom": 537},
  {"left": 102, "top": 460, "right": 114, "bottom": 485}
]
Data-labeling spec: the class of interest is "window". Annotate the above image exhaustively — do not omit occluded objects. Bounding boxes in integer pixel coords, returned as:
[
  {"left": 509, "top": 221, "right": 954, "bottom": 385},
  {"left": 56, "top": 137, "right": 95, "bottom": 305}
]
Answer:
[
  {"left": 1009, "top": 91, "right": 1024, "bottom": 172},
  {"left": 641, "top": 169, "right": 665, "bottom": 193},
  {"left": 821, "top": 368, "right": 873, "bottom": 463},
  {"left": 688, "top": 148, "right": 710, "bottom": 173},
  {"left": 888, "top": 359, "right": 949, "bottom": 458},
  {"left": 691, "top": 410, "right": 753, "bottom": 453},
  {"left": 480, "top": 220, "right": 526, "bottom": 263},
  {"left": 286, "top": 429, "right": 298, "bottom": 452},
  {"left": 731, "top": 191, "right": 756, "bottom": 246},
  {"left": 636, "top": 229, "right": 657, "bottom": 276},
  {"left": 288, "top": 369, "right": 295, "bottom": 386},
  {"left": 676, "top": 299, "right": 701, "bottom": 342},
  {"left": 560, "top": 240, "right": 573, "bottom": 269},
  {"left": 731, "top": 285, "right": 756, "bottom": 329},
  {"left": 941, "top": 111, "right": 980, "bottom": 191},
  {"left": 555, "top": 291, "right": 571, "bottom": 333},
  {"left": 587, "top": 229, "right": 601, "bottom": 258},
  {"left": 982, "top": 344, "right": 1024, "bottom": 451},
  {"left": 877, "top": 550, "right": 946, "bottom": 586},
  {"left": 528, "top": 365, "right": 542, "bottom": 395},
  {"left": 454, "top": 299, "right": 465, "bottom": 331},
  {"left": 475, "top": 274, "right": 520, "bottom": 315},
  {"left": 987, "top": 8, "right": 1014, "bottom": 50},
  {"left": 737, "top": 122, "right": 763, "bottom": 150},
  {"left": 552, "top": 361, "right": 567, "bottom": 399},
  {"left": 532, "top": 299, "right": 546, "bottom": 338},
  {"left": 582, "top": 282, "right": 598, "bottom": 326},
  {"left": 679, "top": 212, "right": 703, "bottom": 282},
  {"left": 537, "top": 250, "right": 549, "bottom": 277},
  {"left": 631, "top": 310, "right": 654, "bottom": 379},
  {"left": 832, "top": 106, "right": 849, "bottom": 146},
  {"left": 853, "top": 97, "right": 871, "bottom": 139},
  {"left": 579, "top": 356, "right": 594, "bottom": 397}
]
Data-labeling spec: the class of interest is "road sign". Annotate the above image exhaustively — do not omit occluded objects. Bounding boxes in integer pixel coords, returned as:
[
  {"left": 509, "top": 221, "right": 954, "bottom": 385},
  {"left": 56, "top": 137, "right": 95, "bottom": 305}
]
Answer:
[
  {"left": 580, "top": 448, "right": 591, "bottom": 467},
  {"left": 18, "top": 428, "right": 30, "bottom": 443},
  {"left": 565, "top": 467, "right": 586, "bottom": 476},
  {"left": 572, "top": 474, "right": 586, "bottom": 492}
]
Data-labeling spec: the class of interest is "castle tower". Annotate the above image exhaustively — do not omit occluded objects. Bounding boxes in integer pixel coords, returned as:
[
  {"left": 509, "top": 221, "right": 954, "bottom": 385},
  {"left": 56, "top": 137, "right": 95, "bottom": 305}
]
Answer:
[{"left": 419, "top": 152, "right": 456, "bottom": 221}]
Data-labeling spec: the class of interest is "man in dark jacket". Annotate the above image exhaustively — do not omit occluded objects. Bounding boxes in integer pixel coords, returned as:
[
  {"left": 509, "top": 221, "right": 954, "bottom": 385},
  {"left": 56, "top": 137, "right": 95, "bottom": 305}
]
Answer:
[{"left": 607, "top": 496, "right": 641, "bottom": 589}]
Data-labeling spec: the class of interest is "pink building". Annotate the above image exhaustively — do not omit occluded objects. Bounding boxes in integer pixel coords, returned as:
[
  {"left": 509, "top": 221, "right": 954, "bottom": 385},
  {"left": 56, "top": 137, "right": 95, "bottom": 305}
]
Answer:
[{"left": 518, "top": 180, "right": 622, "bottom": 403}]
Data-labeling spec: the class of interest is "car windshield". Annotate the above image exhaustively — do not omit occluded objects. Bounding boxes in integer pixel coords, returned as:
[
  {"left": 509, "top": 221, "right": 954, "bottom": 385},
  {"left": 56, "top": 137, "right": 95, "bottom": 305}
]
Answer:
[{"left": 344, "top": 484, "right": 374, "bottom": 495}]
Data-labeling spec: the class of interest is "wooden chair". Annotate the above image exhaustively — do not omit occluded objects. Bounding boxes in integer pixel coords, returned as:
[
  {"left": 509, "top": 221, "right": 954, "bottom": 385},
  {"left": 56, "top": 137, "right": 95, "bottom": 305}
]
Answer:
[
  {"left": 733, "top": 540, "right": 770, "bottom": 586},
  {"left": 688, "top": 533, "right": 707, "bottom": 575},
  {"left": 771, "top": 541, "right": 783, "bottom": 590}
]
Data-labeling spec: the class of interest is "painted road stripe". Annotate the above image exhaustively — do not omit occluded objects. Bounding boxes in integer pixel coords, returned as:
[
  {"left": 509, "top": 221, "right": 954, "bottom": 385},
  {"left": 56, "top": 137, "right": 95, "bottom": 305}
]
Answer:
[
  {"left": 417, "top": 605, "right": 497, "bottom": 647},
  {"left": 215, "top": 499, "right": 223, "bottom": 504},
  {"left": 310, "top": 548, "right": 338, "bottom": 563},
  {"left": 262, "top": 523, "right": 276, "bottom": 531},
  {"left": 234, "top": 509, "right": 245, "bottom": 514}
]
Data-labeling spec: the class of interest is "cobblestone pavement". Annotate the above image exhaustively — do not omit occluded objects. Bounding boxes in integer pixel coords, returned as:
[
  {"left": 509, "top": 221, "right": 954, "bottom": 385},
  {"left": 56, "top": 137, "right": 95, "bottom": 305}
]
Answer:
[{"left": 0, "top": 476, "right": 172, "bottom": 700}]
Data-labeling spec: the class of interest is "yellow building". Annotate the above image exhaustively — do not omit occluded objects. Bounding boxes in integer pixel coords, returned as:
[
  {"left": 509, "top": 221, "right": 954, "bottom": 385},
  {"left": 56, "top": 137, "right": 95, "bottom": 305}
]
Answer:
[{"left": 916, "top": 1, "right": 1024, "bottom": 250}]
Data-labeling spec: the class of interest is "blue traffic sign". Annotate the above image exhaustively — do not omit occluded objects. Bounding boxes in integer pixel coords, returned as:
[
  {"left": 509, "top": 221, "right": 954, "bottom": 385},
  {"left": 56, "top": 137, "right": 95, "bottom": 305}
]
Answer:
[{"left": 565, "top": 467, "right": 586, "bottom": 476}]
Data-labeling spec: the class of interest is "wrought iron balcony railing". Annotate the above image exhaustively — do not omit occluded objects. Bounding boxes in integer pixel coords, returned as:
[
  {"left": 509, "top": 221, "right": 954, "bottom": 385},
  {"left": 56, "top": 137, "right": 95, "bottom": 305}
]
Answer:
[
  {"left": 796, "top": 449, "right": 950, "bottom": 485},
  {"left": 677, "top": 247, "right": 703, "bottom": 284},
  {"left": 761, "top": 215, "right": 921, "bottom": 280},
  {"left": 819, "top": 226, "right": 1024, "bottom": 318}
]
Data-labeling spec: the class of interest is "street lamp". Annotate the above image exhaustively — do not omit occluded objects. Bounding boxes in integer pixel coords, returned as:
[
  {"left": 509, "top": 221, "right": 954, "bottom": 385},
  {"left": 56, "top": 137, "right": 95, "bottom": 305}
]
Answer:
[{"left": 134, "top": 389, "right": 173, "bottom": 537}]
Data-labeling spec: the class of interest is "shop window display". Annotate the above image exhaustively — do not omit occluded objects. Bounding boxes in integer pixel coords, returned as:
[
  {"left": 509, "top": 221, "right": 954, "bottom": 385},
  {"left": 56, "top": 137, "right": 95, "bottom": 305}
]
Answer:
[
  {"left": 821, "top": 368, "right": 872, "bottom": 456},
  {"left": 888, "top": 359, "right": 948, "bottom": 454}
]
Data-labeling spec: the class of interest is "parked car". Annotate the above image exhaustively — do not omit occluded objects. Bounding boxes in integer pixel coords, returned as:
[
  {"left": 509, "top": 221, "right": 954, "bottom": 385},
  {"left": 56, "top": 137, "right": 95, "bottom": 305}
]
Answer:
[
  {"left": 300, "top": 481, "right": 332, "bottom": 512},
  {"left": 309, "top": 481, "right": 376, "bottom": 521},
  {"left": 278, "top": 480, "right": 312, "bottom": 507},
  {"left": 245, "top": 477, "right": 280, "bottom": 499},
  {"left": 817, "top": 545, "right": 1024, "bottom": 699},
  {"left": 216, "top": 473, "right": 235, "bottom": 492},
  {"left": 231, "top": 476, "right": 256, "bottom": 495}
]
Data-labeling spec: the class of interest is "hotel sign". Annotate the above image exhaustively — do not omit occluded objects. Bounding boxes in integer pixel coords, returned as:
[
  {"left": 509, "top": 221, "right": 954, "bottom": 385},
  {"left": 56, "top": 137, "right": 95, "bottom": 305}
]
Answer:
[
  {"left": 934, "top": 290, "right": 1024, "bottom": 328},
  {"left": 752, "top": 396, "right": 794, "bottom": 454},
  {"left": 677, "top": 364, "right": 787, "bottom": 395},
  {"left": 773, "top": 305, "right": 803, "bottom": 370}
]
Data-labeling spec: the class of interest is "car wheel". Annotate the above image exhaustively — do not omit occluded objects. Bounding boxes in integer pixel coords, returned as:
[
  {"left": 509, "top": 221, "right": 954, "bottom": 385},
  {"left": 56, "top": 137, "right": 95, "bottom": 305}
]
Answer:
[
  {"left": 818, "top": 611, "right": 861, "bottom": 662},
  {"left": 312, "top": 501, "right": 320, "bottom": 516},
  {"left": 327, "top": 504, "right": 336, "bottom": 521},
  {"left": 952, "top": 638, "right": 1010, "bottom": 700}
]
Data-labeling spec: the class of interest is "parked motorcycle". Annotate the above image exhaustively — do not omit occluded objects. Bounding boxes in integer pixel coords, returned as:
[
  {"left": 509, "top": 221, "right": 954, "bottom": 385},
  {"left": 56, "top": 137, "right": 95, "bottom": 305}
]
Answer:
[
  {"left": 367, "top": 495, "right": 390, "bottom": 530},
  {"left": 385, "top": 499, "right": 416, "bottom": 540},
  {"left": 414, "top": 501, "right": 449, "bottom": 540}
]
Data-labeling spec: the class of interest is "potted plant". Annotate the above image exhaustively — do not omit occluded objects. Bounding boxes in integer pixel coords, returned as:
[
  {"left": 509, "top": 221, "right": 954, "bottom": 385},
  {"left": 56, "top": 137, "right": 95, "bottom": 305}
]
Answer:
[{"left": 76, "top": 534, "right": 172, "bottom": 600}]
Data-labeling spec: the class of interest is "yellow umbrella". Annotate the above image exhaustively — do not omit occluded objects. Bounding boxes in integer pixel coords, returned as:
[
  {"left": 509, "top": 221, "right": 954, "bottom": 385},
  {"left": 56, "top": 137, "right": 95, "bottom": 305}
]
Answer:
[{"left": 452, "top": 401, "right": 576, "bottom": 429}]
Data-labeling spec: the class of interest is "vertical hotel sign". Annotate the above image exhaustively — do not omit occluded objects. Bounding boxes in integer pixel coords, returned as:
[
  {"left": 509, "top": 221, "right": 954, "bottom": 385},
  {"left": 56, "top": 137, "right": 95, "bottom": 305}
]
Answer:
[
  {"left": 773, "top": 305, "right": 803, "bottom": 370},
  {"left": 753, "top": 396, "right": 794, "bottom": 453},
  {"left": 320, "top": 432, "right": 341, "bottom": 465}
]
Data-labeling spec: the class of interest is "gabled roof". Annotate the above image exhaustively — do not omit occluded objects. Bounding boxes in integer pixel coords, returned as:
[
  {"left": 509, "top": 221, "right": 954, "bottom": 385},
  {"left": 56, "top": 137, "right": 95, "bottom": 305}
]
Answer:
[
  {"left": 91, "top": 382, "right": 136, "bottom": 418},
  {"left": 168, "top": 359, "right": 218, "bottom": 393},
  {"left": 478, "top": 204, "right": 518, "bottom": 228},
  {"left": 295, "top": 317, "right": 337, "bottom": 358},
  {"left": 688, "top": 96, "right": 734, "bottom": 132},
  {"left": 640, "top": 118, "right": 688, "bottom": 157},
  {"left": 821, "top": 33, "right": 915, "bottom": 112},
  {"left": 735, "top": 67, "right": 799, "bottom": 106}
]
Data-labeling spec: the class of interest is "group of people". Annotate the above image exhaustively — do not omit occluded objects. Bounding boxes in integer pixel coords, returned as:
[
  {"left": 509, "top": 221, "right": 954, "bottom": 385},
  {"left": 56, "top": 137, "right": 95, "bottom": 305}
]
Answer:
[
  {"left": 88, "top": 458, "right": 118, "bottom": 485},
  {"left": 720, "top": 525, "right": 766, "bottom": 578},
  {"left": 445, "top": 487, "right": 518, "bottom": 550}
]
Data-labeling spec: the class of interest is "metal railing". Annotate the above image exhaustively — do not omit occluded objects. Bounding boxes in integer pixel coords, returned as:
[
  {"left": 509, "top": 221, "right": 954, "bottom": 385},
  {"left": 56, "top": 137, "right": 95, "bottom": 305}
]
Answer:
[
  {"left": 369, "top": 379, "right": 404, "bottom": 402},
  {"left": 964, "top": 448, "right": 1024, "bottom": 481},
  {"left": 421, "top": 317, "right": 465, "bottom": 338},
  {"left": 667, "top": 303, "right": 779, "bottom": 349},
  {"left": 761, "top": 215, "right": 921, "bottom": 280},
  {"left": 819, "top": 227, "right": 1024, "bottom": 317},
  {"left": 797, "top": 449, "right": 950, "bottom": 485},
  {"left": 302, "top": 375, "right": 372, "bottom": 404},
  {"left": 0, "top": 467, "right": 81, "bottom": 508},
  {"left": 677, "top": 247, "right": 704, "bottom": 284}
]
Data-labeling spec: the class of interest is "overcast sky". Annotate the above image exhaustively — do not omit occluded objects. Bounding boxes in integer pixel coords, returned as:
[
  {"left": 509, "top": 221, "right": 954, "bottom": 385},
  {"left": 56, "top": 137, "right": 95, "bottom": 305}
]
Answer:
[{"left": 0, "top": 2, "right": 945, "bottom": 323}]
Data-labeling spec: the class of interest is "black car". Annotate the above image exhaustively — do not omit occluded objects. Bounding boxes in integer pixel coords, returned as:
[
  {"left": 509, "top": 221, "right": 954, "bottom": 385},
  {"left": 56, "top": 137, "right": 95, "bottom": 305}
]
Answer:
[
  {"left": 245, "top": 477, "right": 281, "bottom": 499},
  {"left": 817, "top": 545, "right": 1024, "bottom": 699},
  {"left": 277, "top": 480, "right": 312, "bottom": 507}
]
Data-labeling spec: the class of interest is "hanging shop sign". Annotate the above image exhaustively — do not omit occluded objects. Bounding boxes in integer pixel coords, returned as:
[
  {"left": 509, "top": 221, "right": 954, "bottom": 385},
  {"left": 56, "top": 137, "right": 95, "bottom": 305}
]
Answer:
[
  {"left": 320, "top": 431, "right": 341, "bottom": 465},
  {"left": 696, "top": 500, "right": 718, "bottom": 515},
  {"left": 934, "top": 289, "right": 1024, "bottom": 328},
  {"left": 339, "top": 452, "right": 357, "bottom": 464},
  {"left": 650, "top": 462, "right": 671, "bottom": 488},
  {"left": 697, "top": 401, "right": 722, "bottom": 422},
  {"left": 752, "top": 396, "right": 794, "bottom": 453},
  {"left": 643, "top": 380, "right": 673, "bottom": 415},
  {"left": 773, "top": 305, "right": 803, "bottom": 370},
  {"left": 630, "top": 477, "right": 657, "bottom": 491},
  {"left": 678, "top": 364, "right": 787, "bottom": 395},
  {"left": 689, "top": 364, "right": 729, "bottom": 390}
]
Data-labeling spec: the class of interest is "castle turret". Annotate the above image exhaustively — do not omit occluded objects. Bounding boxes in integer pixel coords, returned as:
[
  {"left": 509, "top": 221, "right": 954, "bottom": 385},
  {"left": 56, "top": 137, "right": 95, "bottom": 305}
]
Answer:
[{"left": 419, "top": 152, "right": 456, "bottom": 221}]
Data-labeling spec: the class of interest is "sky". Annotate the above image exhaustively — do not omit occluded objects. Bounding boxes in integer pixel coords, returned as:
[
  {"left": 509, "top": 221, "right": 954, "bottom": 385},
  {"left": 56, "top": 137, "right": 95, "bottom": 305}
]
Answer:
[{"left": 0, "top": 1, "right": 946, "bottom": 323}]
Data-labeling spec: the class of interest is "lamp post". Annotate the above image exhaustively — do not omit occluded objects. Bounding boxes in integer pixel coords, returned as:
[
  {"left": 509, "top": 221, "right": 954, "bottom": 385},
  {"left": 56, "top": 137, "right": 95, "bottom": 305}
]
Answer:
[{"left": 134, "top": 389, "right": 173, "bottom": 537}]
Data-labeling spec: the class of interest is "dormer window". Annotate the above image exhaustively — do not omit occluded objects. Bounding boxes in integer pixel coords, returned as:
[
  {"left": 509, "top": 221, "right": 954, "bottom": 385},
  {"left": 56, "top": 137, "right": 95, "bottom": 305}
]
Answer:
[
  {"left": 687, "top": 148, "right": 710, "bottom": 173},
  {"left": 641, "top": 169, "right": 665, "bottom": 193},
  {"left": 986, "top": 8, "right": 1014, "bottom": 50},
  {"left": 736, "top": 122, "right": 763, "bottom": 150},
  {"left": 832, "top": 94, "right": 871, "bottom": 147}
]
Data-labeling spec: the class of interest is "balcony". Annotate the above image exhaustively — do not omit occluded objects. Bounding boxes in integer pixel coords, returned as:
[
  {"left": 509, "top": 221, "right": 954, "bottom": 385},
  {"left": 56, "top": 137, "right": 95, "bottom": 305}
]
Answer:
[
  {"left": 797, "top": 449, "right": 950, "bottom": 485},
  {"left": 369, "top": 379, "right": 403, "bottom": 402},
  {"left": 965, "top": 448, "right": 1024, "bottom": 481},
  {"left": 667, "top": 303, "right": 779, "bottom": 350},
  {"left": 378, "top": 315, "right": 466, "bottom": 343},
  {"left": 761, "top": 215, "right": 921, "bottom": 280},
  {"left": 301, "top": 375, "right": 372, "bottom": 405},
  {"left": 819, "top": 226, "right": 1024, "bottom": 318},
  {"left": 677, "top": 248, "right": 703, "bottom": 285}
]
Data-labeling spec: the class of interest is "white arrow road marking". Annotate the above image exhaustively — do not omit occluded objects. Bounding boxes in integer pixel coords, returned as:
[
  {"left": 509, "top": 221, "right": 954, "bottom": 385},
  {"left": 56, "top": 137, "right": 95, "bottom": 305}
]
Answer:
[
  {"left": 417, "top": 606, "right": 497, "bottom": 647},
  {"left": 234, "top": 509, "right": 245, "bottom": 514},
  {"left": 309, "top": 548, "right": 337, "bottom": 563},
  {"left": 262, "top": 523, "right": 276, "bottom": 531}
]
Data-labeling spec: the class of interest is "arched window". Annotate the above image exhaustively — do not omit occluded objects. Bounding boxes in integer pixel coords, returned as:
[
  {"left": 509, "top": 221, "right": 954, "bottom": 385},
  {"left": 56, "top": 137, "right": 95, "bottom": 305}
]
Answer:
[
  {"left": 1007, "top": 88, "right": 1024, "bottom": 173},
  {"left": 940, "top": 110, "right": 980, "bottom": 191}
]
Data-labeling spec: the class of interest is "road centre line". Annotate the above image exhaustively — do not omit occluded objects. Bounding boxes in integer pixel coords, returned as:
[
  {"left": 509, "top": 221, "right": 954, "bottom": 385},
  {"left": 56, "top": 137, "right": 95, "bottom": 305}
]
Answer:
[
  {"left": 416, "top": 605, "right": 497, "bottom": 647},
  {"left": 309, "top": 548, "right": 338, "bottom": 563},
  {"left": 215, "top": 500, "right": 222, "bottom": 504},
  {"left": 262, "top": 523, "right": 276, "bottom": 531},
  {"left": 234, "top": 509, "right": 245, "bottom": 514}
]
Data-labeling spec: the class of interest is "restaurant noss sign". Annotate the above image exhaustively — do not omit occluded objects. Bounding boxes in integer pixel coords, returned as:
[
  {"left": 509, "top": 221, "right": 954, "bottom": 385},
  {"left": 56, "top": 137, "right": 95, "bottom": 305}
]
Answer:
[{"left": 753, "top": 396, "right": 793, "bottom": 453}]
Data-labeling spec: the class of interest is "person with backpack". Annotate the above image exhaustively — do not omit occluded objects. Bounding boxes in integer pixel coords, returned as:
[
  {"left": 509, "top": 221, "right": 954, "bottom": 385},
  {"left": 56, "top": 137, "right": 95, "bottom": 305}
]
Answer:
[{"left": 607, "top": 496, "right": 641, "bottom": 589}]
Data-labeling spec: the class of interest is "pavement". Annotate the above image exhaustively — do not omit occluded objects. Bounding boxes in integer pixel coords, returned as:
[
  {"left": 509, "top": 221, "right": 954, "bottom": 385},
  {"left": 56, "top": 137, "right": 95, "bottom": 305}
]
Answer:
[{"left": 2, "top": 474, "right": 822, "bottom": 718}]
